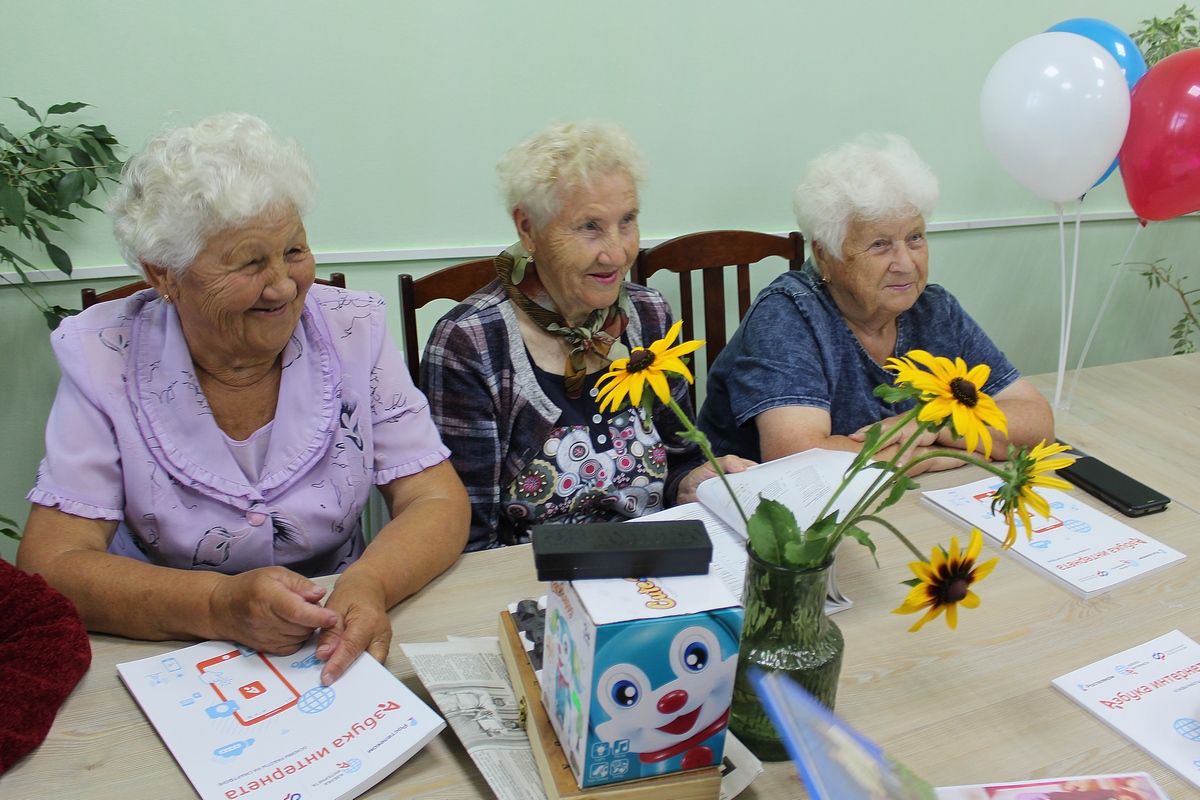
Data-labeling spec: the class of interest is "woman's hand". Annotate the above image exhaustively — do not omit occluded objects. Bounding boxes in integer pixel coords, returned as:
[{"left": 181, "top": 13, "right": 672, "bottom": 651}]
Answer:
[
  {"left": 314, "top": 572, "right": 392, "bottom": 686},
  {"left": 848, "top": 414, "right": 945, "bottom": 449},
  {"left": 208, "top": 566, "right": 340, "bottom": 656},
  {"left": 675, "top": 455, "right": 757, "bottom": 504}
]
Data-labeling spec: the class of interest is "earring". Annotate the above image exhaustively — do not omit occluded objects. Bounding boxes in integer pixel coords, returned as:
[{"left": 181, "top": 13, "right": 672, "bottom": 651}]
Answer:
[{"left": 161, "top": 292, "right": 171, "bottom": 304}]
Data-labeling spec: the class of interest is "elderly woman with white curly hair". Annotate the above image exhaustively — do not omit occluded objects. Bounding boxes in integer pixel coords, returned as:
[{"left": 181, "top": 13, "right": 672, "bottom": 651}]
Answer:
[
  {"left": 698, "top": 133, "right": 1053, "bottom": 471},
  {"left": 423, "top": 121, "right": 751, "bottom": 550},
  {"left": 18, "top": 112, "right": 469, "bottom": 685}
]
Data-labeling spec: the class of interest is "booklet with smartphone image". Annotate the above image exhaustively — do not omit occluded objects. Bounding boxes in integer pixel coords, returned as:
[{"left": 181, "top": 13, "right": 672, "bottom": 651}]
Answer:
[
  {"left": 750, "top": 669, "right": 1170, "bottom": 800},
  {"left": 117, "top": 638, "right": 444, "bottom": 800}
]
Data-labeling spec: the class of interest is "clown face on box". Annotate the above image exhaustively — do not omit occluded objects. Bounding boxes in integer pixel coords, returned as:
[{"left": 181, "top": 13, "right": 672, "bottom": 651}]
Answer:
[{"left": 542, "top": 571, "right": 742, "bottom": 789}]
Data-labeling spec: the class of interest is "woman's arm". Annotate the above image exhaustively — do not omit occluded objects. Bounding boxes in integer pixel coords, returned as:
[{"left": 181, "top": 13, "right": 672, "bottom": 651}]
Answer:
[
  {"left": 315, "top": 461, "right": 469, "bottom": 684},
  {"left": 755, "top": 405, "right": 867, "bottom": 462},
  {"left": 16, "top": 504, "right": 339, "bottom": 651},
  {"left": 422, "top": 318, "right": 509, "bottom": 550},
  {"left": 842, "top": 377, "right": 1055, "bottom": 474}
]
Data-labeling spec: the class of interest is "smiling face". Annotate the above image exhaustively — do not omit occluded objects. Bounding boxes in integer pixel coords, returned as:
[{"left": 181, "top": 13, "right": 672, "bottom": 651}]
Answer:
[
  {"left": 149, "top": 206, "right": 316, "bottom": 370},
  {"left": 515, "top": 171, "right": 640, "bottom": 327},
  {"left": 815, "top": 214, "right": 928, "bottom": 328}
]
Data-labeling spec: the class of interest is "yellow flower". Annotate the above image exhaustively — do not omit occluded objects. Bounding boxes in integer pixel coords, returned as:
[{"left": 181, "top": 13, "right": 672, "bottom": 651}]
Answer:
[
  {"left": 885, "top": 349, "right": 1008, "bottom": 459},
  {"left": 595, "top": 320, "right": 703, "bottom": 413},
  {"left": 893, "top": 529, "right": 997, "bottom": 632},
  {"left": 991, "top": 440, "right": 1076, "bottom": 548}
]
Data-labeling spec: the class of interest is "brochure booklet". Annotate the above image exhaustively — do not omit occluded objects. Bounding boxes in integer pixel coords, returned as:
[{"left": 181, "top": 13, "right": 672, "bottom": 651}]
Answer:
[
  {"left": 922, "top": 476, "right": 1185, "bottom": 597},
  {"left": 1053, "top": 628, "right": 1200, "bottom": 790},
  {"left": 751, "top": 668, "right": 1170, "bottom": 800},
  {"left": 117, "top": 637, "right": 445, "bottom": 800}
]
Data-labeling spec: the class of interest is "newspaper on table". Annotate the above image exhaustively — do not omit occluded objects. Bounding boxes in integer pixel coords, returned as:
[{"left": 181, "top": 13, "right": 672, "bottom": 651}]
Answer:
[
  {"left": 402, "top": 635, "right": 761, "bottom": 800},
  {"left": 401, "top": 637, "right": 547, "bottom": 800}
]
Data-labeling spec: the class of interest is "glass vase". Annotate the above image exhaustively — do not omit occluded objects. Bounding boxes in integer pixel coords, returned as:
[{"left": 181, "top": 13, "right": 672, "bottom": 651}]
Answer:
[{"left": 729, "top": 546, "right": 844, "bottom": 761}]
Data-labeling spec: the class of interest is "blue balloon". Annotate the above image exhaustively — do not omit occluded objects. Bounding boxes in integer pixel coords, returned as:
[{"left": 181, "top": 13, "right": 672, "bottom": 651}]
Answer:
[{"left": 1046, "top": 18, "right": 1147, "bottom": 187}]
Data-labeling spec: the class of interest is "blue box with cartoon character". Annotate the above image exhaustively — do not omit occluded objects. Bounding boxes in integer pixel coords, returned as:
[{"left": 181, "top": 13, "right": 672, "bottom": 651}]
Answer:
[{"left": 542, "top": 571, "right": 742, "bottom": 789}]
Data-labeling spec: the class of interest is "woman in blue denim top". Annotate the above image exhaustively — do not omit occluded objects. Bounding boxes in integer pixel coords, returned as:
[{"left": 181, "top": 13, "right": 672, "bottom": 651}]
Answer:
[{"left": 698, "top": 133, "right": 1053, "bottom": 471}]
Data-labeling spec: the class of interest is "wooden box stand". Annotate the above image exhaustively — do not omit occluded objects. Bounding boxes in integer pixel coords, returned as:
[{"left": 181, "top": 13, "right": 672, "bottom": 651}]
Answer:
[{"left": 497, "top": 611, "right": 722, "bottom": 800}]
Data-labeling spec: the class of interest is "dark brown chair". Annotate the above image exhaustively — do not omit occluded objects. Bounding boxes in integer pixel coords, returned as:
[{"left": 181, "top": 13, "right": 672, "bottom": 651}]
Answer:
[
  {"left": 398, "top": 257, "right": 496, "bottom": 384},
  {"left": 81, "top": 272, "right": 346, "bottom": 309},
  {"left": 631, "top": 230, "right": 804, "bottom": 405}
]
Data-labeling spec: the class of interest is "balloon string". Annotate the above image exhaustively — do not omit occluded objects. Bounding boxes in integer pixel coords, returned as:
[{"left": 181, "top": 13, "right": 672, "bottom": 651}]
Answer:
[
  {"left": 1059, "top": 197, "right": 1084, "bottom": 408},
  {"left": 1064, "top": 219, "right": 1144, "bottom": 409},
  {"left": 1054, "top": 203, "right": 1068, "bottom": 408}
]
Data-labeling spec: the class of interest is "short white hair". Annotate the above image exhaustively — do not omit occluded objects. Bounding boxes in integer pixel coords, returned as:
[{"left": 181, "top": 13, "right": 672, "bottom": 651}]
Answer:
[
  {"left": 108, "top": 112, "right": 317, "bottom": 275},
  {"left": 496, "top": 120, "right": 647, "bottom": 229},
  {"left": 793, "top": 133, "right": 939, "bottom": 259}
]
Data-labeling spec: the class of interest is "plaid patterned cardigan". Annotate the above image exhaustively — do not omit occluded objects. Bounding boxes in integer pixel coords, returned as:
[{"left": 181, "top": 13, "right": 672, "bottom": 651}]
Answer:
[{"left": 421, "top": 279, "right": 702, "bottom": 551}]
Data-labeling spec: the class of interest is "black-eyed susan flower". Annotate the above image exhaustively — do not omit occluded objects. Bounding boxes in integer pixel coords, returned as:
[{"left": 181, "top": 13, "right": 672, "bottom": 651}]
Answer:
[
  {"left": 885, "top": 349, "right": 1008, "bottom": 459},
  {"left": 595, "top": 320, "right": 703, "bottom": 413},
  {"left": 893, "top": 529, "right": 998, "bottom": 632},
  {"left": 990, "top": 440, "right": 1076, "bottom": 548}
]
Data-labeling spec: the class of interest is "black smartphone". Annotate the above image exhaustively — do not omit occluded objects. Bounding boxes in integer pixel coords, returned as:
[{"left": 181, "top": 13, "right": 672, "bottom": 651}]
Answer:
[{"left": 1056, "top": 456, "right": 1170, "bottom": 517}]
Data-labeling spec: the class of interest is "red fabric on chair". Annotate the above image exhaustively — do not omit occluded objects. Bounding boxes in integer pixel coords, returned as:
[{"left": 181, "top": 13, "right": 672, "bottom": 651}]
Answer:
[{"left": 0, "top": 558, "right": 92, "bottom": 775}]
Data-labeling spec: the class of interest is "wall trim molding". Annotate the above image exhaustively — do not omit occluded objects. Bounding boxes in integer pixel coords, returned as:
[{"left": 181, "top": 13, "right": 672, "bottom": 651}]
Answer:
[{"left": 0, "top": 208, "right": 1147, "bottom": 285}]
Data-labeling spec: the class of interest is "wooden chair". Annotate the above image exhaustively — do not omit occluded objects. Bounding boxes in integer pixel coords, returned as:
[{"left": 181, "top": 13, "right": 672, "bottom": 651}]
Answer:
[
  {"left": 80, "top": 272, "right": 346, "bottom": 309},
  {"left": 398, "top": 257, "right": 496, "bottom": 384},
  {"left": 631, "top": 230, "right": 804, "bottom": 405}
]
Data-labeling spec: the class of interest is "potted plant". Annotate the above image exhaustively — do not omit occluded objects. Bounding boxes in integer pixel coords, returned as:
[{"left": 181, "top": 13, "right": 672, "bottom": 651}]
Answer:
[{"left": 1, "top": 97, "right": 122, "bottom": 328}]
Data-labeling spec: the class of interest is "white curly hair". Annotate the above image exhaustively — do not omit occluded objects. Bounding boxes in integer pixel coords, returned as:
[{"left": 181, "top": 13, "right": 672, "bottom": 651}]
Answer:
[
  {"left": 107, "top": 112, "right": 316, "bottom": 275},
  {"left": 496, "top": 120, "right": 647, "bottom": 229},
  {"left": 793, "top": 133, "right": 939, "bottom": 260}
]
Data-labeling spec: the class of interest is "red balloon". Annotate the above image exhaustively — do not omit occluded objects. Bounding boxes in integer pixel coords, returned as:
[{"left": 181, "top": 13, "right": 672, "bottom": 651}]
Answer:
[{"left": 1120, "top": 48, "right": 1200, "bottom": 221}]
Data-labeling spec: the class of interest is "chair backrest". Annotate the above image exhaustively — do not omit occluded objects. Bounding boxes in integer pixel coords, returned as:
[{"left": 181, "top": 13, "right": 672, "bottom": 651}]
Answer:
[
  {"left": 398, "top": 257, "right": 496, "bottom": 384},
  {"left": 631, "top": 230, "right": 804, "bottom": 405},
  {"left": 80, "top": 272, "right": 347, "bottom": 309}
]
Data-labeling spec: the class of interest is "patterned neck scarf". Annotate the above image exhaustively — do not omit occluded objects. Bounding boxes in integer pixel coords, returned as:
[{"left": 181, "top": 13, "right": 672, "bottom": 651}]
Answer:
[{"left": 495, "top": 242, "right": 631, "bottom": 399}]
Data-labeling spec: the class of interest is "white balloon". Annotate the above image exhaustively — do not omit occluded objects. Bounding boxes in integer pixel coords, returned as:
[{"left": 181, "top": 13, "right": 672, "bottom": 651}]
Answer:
[{"left": 980, "top": 32, "right": 1131, "bottom": 204}]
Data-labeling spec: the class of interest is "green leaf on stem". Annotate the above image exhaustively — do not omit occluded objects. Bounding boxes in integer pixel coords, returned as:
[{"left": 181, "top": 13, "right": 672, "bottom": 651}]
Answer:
[
  {"left": 876, "top": 473, "right": 919, "bottom": 513},
  {"left": 0, "top": 182, "right": 27, "bottom": 225},
  {"left": 842, "top": 525, "right": 878, "bottom": 566},
  {"left": 46, "top": 101, "right": 89, "bottom": 116},
  {"left": 10, "top": 97, "right": 41, "bottom": 121},
  {"left": 57, "top": 171, "right": 85, "bottom": 207},
  {"left": 45, "top": 242, "right": 72, "bottom": 274},
  {"left": 747, "top": 498, "right": 799, "bottom": 566}
]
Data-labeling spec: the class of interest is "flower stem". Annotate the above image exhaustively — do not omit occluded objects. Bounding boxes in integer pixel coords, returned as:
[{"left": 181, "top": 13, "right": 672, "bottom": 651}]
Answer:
[
  {"left": 666, "top": 398, "right": 751, "bottom": 526},
  {"left": 856, "top": 515, "right": 926, "bottom": 562}
]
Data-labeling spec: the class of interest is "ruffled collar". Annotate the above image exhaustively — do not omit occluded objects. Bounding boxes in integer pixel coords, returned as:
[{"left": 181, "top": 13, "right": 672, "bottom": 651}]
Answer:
[{"left": 125, "top": 292, "right": 341, "bottom": 504}]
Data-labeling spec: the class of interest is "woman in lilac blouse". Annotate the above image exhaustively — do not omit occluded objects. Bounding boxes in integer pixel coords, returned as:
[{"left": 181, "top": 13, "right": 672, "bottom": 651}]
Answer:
[{"left": 17, "top": 113, "right": 469, "bottom": 685}]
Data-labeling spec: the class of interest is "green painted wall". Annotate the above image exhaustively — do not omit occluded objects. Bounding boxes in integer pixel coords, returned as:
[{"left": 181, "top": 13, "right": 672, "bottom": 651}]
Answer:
[{"left": 3, "top": 1, "right": 1197, "bottom": 562}]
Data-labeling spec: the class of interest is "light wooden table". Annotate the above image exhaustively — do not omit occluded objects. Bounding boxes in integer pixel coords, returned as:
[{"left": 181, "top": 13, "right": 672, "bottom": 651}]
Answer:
[
  {"left": 1030, "top": 352, "right": 1200, "bottom": 511},
  {"left": 7, "top": 355, "right": 1200, "bottom": 799}
]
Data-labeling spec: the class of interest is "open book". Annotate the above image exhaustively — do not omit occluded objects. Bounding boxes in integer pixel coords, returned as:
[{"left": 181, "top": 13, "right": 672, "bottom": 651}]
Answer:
[
  {"left": 117, "top": 638, "right": 444, "bottom": 800},
  {"left": 662, "top": 448, "right": 881, "bottom": 613},
  {"left": 751, "top": 668, "right": 1171, "bottom": 800}
]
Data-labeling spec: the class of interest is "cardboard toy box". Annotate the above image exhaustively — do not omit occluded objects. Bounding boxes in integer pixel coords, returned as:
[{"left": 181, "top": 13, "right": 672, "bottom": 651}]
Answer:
[{"left": 542, "top": 571, "right": 743, "bottom": 789}]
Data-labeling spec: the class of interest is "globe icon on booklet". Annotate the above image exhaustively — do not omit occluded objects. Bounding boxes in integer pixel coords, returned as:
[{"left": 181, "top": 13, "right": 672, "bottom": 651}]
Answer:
[
  {"left": 339, "top": 758, "right": 363, "bottom": 774},
  {"left": 299, "top": 685, "right": 336, "bottom": 714},
  {"left": 1175, "top": 718, "right": 1200, "bottom": 741},
  {"left": 1063, "top": 519, "right": 1091, "bottom": 533}
]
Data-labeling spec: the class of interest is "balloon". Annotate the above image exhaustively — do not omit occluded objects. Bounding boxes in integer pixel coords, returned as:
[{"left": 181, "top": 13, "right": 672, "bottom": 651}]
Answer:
[
  {"left": 1046, "top": 18, "right": 1148, "bottom": 187},
  {"left": 980, "top": 32, "right": 1131, "bottom": 204},
  {"left": 1119, "top": 48, "right": 1200, "bottom": 221}
]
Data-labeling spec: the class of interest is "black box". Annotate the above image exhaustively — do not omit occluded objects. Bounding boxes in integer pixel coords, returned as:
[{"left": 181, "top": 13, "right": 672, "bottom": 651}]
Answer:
[{"left": 531, "top": 520, "right": 712, "bottom": 582}]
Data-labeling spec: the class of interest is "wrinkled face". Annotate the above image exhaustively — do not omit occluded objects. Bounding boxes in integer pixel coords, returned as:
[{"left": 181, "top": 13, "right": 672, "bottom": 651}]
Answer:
[
  {"left": 516, "top": 171, "right": 640, "bottom": 326},
  {"left": 154, "top": 206, "right": 316, "bottom": 367},
  {"left": 816, "top": 214, "right": 928, "bottom": 325}
]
